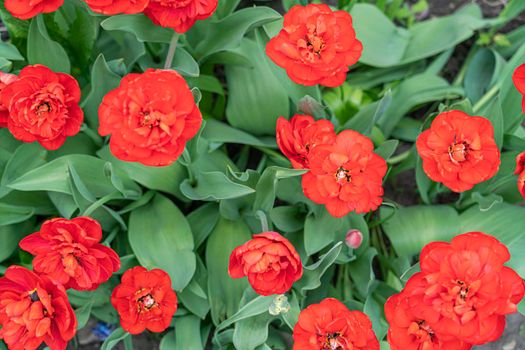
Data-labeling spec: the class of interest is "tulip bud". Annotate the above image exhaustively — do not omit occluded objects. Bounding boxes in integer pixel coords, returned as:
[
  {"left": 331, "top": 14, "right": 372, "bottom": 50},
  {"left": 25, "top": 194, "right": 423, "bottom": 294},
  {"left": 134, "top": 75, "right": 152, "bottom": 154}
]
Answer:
[{"left": 345, "top": 229, "right": 363, "bottom": 249}]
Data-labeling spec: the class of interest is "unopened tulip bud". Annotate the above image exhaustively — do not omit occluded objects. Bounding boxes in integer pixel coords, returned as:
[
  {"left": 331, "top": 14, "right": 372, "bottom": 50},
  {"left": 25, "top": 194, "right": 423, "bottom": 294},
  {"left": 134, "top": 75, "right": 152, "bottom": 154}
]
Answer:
[{"left": 345, "top": 229, "right": 363, "bottom": 249}]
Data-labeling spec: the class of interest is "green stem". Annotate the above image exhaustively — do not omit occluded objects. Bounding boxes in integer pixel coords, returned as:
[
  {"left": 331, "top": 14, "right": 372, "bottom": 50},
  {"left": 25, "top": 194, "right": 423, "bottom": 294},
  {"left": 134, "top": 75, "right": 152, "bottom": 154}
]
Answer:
[
  {"left": 256, "top": 210, "right": 269, "bottom": 232},
  {"left": 103, "top": 227, "right": 120, "bottom": 246},
  {"left": 164, "top": 33, "right": 180, "bottom": 69},
  {"left": 124, "top": 334, "right": 134, "bottom": 350},
  {"left": 473, "top": 84, "right": 499, "bottom": 113},
  {"left": 81, "top": 124, "right": 103, "bottom": 147},
  {"left": 387, "top": 149, "right": 411, "bottom": 165}
]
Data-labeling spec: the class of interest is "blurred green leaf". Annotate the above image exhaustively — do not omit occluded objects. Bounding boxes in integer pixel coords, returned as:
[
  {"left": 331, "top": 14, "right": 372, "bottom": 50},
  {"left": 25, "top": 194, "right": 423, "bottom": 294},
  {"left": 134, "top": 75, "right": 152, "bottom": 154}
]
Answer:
[
  {"left": 100, "top": 327, "right": 129, "bottom": 350},
  {"left": 101, "top": 14, "right": 173, "bottom": 43},
  {"left": 129, "top": 194, "right": 196, "bottom": 291},
  {"left": 175, "top": 315, "right": 203, "bottom": 350}
]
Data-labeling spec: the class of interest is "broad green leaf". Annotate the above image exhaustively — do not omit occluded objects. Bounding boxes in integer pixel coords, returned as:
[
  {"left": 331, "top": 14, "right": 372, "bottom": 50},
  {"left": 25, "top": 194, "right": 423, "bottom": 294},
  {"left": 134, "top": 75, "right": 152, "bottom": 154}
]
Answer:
[
  {"left": 128, "top": 194, "right": 196, "bottom": 291},
  {"left": 0, "top": 42, "right": 24, "bottom": 60},
  {"left": 9, "top": 155, "right": 141, "bottom": 199},
  {"left": 0, "top": 220, "right": 33, "bottom": 262},
  {"left": 81, "top": 54, "right": 121, "bottom": 128},
  {"left": 181, "top": 171, "right": 255, "bottom": 201},
  {"left": 304, "top": 208, "right": 344, "bottom": 256},
  {"left": 464, "top": 48, "right": 503, "bottom": 104},
  {"left": 178, "top": 256, "right": 210, "bottom": 319},
  {"left": 381, "top": 205, "right": 460, "bottom": 257},
  {"left": 196, "top": 7, "right": 281, "bottom": 60},
  {"left": 0, "top": 203, "right": 34, "bottom": 226},
  {"left": 175, "top": 315, "right": 203, "bottom": 350},
  {"left": 101, "top": 14, "right": 173, "bottom": 43},
  {"left": 352, "top": 4, "right": 485, "bottom": 67},
  {"left": 225, "top": 38, "right": 289, "bottom": 135},
  {"left": 364, "top": 294, "right": 389, "bottom": 340},
  {"left": 138, "top": 46, "right": 200, "bottom": 77},
  {"left": 27, "top": 15, "right": 71, "bottom": 73},
  {"left": 75, "top": 302, "right": 93, "bottom": 330},
  {"left": 203, "top": 119, "right": 271, "bottom": 147},
  {"left": 377, "top": 73, "right": 463, "bottom": 136},
  {"left": 344, "top": 91, "right": 392, "bottom": 135},
  {"left": 100, "top": 327, "right": 129, "bottom": 350},
  {"left": 348, "top": 247, "right": 378, "bottom": 297},
  {"left": 270, "top": 206, "right": 305, "bottom": 233},
  {"left": 206, "top": 217, "right": 251, "bottom": 325},
  {"left": 187, "top": 203, "right": 220, "bottom": 248},
  {"left": 160, "top": 331, "right": 176, "bottom": 350},
  {"left": 215, "top": 294, "right": 274, "bottom": 333},
  {"left": 233, "top": 312, "right": 273, "bottom": 350},
  {"left": 0, "top": 144, "right": 47, "bottom": 198}
]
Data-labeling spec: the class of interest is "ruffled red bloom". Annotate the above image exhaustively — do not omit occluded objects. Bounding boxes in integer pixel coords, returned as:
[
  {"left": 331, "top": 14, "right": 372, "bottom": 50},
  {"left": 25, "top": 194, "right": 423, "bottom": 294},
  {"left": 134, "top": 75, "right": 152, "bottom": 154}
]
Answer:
[
  {"left": 111, "top": 267, "right": 178, "bottom": 334},
  {"left": 266, "top": 4, "right": 362, "bottom": 87},
  {"left": 0, "top": 72, "right": 18, "bottom": 128},
  {"left": 0, "top": 65, "right": 83, "bottom": 150},
  {"left": 98, "top": 69, "right": 202, "bottom": 166},
  {"left": 416, "top": 110, "right": 500, "bottom": 192},
  {"left": 302, "top": 130, "right": 387, "bottom": 217},
  {"left": 512, "top": 64, "right": 525, "bottom": 113},
  {"left": 389, "top": 232, "right": 525, "bottom": 347},
  {"left": 276, "top": 115, "right": 336, "bottom": 169},
  {"left": 515, "top": 151, "right": 525, "bottom": 200},
  {"left": 4, "top": 0, "right": 62, "bottom": 19},
  {"left": 0, "top": 266, "right": 77, "bottom": 350},
  {"left": 385, "top": 277, "right": 473, "bottom": 350},
  {"left": 19, "top": 217, "right": 120, "bottom": 291},
  {"left": 293, "top": 298, "right": 379, "bottom": 350},
  {"left": 144, "top": 0, "right": 218, "bottom": 33},
  {"left": 228, "top": 231, "right": 303, "bottom": 296},
  {"left": 85, "top": 0, "right": 148, "bottom": 14}
]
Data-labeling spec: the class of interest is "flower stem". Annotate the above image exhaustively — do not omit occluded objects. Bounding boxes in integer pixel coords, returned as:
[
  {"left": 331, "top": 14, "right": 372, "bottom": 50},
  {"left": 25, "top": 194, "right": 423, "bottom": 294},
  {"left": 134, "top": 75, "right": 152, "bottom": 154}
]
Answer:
[
  {"left": 164, "top": 32, "right": 180, "bottom": 69},
  {"left": 256, "top": 210, "right": 270, "bottom": 232},
  {"left": 473, "top": 84, "right": 499, "bottom": 113}
]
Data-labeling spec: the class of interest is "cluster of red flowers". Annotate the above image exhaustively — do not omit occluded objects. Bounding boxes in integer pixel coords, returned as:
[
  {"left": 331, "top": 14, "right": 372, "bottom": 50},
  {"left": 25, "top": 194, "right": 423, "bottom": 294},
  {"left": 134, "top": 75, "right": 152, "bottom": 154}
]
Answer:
[
  {"left": 0, "top": 65, "right": 83, "bottom": 150},
  {"left": 512, "top": 65, "right": 525, "bottom": 200},
  {"left": 385, "top": 232, "right": 525, "bottom": 350},
  {"left": 0, "top": 217, "right": 120, "bottom": 350},
  {"left": 277, "top": 114, "right": 387, "bottom": 217},
  {"left": 5, "top": 0, "right": 217, "bottom": 33},
  {"left": 0, "top": 217, "right": 178, "bottom": 349},
  {"left": 266, "top": 4, "right": 362, "bottom": 87}
]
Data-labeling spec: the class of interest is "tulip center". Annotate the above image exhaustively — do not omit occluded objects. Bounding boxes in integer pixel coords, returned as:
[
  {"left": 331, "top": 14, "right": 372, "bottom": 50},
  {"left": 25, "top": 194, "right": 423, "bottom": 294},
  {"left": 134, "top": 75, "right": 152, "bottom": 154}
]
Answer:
[
  {"left": 320, "top": 332, "right": 345, "bottom": 350},
  {"left": 298, "top": 24, "right": 325, "bottom": 62},
  {"left": 335, "top": 167, "right": 351, "bottom": 183},
  {"left": 28, "top": 289, "right": 40, "bottom": 302},
  {"left": 448, "top": 142, "right": 469, "bottom": 164},
  {"left": 138, "top": 294, "right": 157, "bottom": 310},
  {"left": 139, "top": 111, "right": 171, "bottom": 135},
  {"left": 35, "top": 101, "right": 52, "bottom": 116}
]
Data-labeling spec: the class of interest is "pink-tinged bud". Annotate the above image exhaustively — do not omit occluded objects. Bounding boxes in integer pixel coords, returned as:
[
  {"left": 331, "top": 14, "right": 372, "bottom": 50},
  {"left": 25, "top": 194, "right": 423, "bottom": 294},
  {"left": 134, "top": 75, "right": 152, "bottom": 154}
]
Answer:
[{"left": 345, "top": 229, "right": 363, "bottom": 249}]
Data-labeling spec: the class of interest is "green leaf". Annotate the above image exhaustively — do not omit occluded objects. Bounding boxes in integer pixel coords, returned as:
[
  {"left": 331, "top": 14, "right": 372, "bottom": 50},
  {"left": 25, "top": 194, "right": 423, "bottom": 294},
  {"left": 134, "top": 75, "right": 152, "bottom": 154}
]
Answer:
[
  {"left": 304, "top": 208, "right": 344, "bottom": 256},
  {"left": 99, "top": 147, "right": 188, "bottom": 201},
  {"left": 294, "top": 242, "right": 343, "bottom": 294},
  {"left": 75, "top": 302, "right": 93, "bottom": 330},
  {"left": 27, "top": 15, "right": 71, "bottom": 73},
  {"left": 381, "top": 205, "right": 460, "bottom": 257},
  {"left": 9, "top": 155, "right": 141, "bottom": 199},
  {"left": 187, "top": 203, "right": 220, "bottom": 248},
  {"left": 160, "top": 331, "right": 176, "bottom": 350},
  {"left": 351, "top": 3, "right": 485, "bottom": 67},
  {"left": 181, "top": 171, "right": 255, "bottom": 201},
  {"left": 253, "top": 167, "right": 307, "bottom": 212},
  {"left": 225, "top": 38, "right": 289, "bottom": 135},
  {"left": 81, "top": 54, "right": 121, "bottom": 128},
  {"left": 215, "top": 294, "right": 274, "bottom": 333},
  {"left": 0, "top": 203, "right": 34, "bottom": 226},
  {"left": 0, "top": 144, "right": 47, "bottom": 198},
  {"left": 203, "top": 119, "right": 271, "bottom": 147},
  {"left": 375, "top": 140, "right": 399, "bottom": 160},
  {"left": 348, "top": 247, "right": 378, "bottom": 297},
  {"left": 377, "top": 73, "right": 463, "bottom": 136},
  {"left": 196, "top": 7, "right": 281, "bottom": 60},
  {"left": 128, "top": 194, "right": 196, "bottom": 291},
  {"left": 364, "top": 294, "right": 389, "bottom": 340},
  {"left": 0, "top": 220, "right": 33, "bottom": 262},
  {"left": 270, "top": 206, "right": 305, "bottom": 233},
  {"left": 233, "top": 312, "right": 273, "bottom": 350},
  {"left": 464, "top": 48, "right": 503, "bottom": 104},
  {"left": 0, "top": 42, "right": 24, "bottom": 61},
  {"left": 206, "top": 217, "right": 251, "bottom": 325},
  {"left": 175, "top": 315, "right": 203, "bottom": 350},
  {"left": 178, "top": 257, "right": 210, "bottom": 319},
  {"left": 101, "top": 14, "right": 173, "bottom": 43},
  {"left": 344, "top": 91, "right": 392, "bottom": 135},
  {"left": 100, "top": 327, "right": 129, "bottom": 350}
]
